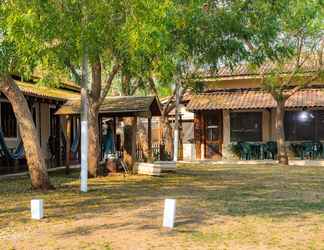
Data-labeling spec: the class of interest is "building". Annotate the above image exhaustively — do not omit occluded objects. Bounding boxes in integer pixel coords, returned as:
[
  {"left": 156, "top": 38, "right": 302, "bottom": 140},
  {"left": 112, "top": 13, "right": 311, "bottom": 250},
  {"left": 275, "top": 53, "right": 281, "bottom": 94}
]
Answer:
[
  {"left": 0, "top": 78, "right": 80, "bottom": 174},
  {"left": 187, "top": 63, "right": 324, "bottom": 161}
]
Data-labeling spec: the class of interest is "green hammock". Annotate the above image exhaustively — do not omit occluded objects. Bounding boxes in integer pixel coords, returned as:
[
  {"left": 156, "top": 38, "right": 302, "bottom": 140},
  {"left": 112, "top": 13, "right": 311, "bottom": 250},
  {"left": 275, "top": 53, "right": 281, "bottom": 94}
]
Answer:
[{"left": 0, "top": 129, "right": 25, "bottom": 160}]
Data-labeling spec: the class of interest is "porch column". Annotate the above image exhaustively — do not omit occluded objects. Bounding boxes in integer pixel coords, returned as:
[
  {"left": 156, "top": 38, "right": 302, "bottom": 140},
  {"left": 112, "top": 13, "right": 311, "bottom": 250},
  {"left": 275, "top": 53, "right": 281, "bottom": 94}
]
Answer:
[
  {"left": 194, "top": 112, "right": 203, "bottom": 160},
  {"left": 201, "top": 113, "right": 205, "bottom": 160},
  {"left": 147, "top": 116, "right": 153, "bottom": 162},
  {"left": 98, "top": 116, "right": 103, "bottom": 160},
  {"left": 222, "top": 110, "right": 231, "bottom": 160},
  {"left": 113, "top": 117, "right": 117, "bottom": 152},
  {"left": 262, "top": 110, "right": 270, "bottom": 142},
  {"left": 65, "top": 115, "right": 71, "bottom": 174}
]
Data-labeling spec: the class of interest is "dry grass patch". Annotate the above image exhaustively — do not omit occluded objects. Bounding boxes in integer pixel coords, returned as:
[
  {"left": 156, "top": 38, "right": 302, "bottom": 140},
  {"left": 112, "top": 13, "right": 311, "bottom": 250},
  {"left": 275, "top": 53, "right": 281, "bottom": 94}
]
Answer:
[{"left": 1, "top": 164, "right": 324, "bottom": 249}]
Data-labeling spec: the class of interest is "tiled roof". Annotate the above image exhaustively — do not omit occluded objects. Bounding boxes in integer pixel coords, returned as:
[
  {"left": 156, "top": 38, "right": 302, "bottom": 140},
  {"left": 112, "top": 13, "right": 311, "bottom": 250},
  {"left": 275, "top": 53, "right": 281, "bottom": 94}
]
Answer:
[
  {"left": 201, "top": 56, "right": 322, "bottom": 79},
  {"left": 187, "top": 88, "right": 324, "bottom": 110},
  {"left": 55, "top": 96, "right": 161, "bottom": 116},
  {"left": 17, "top": 81, "right": 80, "bottom": 101}
]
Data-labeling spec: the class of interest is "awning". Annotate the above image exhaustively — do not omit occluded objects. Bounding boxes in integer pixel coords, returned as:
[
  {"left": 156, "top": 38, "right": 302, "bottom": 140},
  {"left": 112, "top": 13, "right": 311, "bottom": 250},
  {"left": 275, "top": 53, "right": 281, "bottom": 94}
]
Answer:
[
  {"left": 55, "top": 96, "right": 161, "bottom": 117},
  {"left": 187, "top": 88, "right": 324, "bottom": 110}
]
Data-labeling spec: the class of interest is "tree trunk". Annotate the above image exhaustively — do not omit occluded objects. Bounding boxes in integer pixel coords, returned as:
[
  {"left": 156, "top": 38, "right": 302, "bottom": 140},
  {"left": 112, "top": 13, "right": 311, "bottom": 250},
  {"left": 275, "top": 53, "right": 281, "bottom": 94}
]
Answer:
[
  {"left": 275, "top": 100, "right": 289, "bottom": 165},
  {"left": 88, "top": 103, "right": 100, "bottom": 177},
  {"left": 0, "top": 76, "right": 52, "bottom": 190},
  {"left": 137, "top": 121, "right": 149, "bottom": 161},
  {"left": 161, "top": 114, "right": 173, "bottom": 159},
  {"left": 123, "top": 117, "right": 137, "bottom": 170}
]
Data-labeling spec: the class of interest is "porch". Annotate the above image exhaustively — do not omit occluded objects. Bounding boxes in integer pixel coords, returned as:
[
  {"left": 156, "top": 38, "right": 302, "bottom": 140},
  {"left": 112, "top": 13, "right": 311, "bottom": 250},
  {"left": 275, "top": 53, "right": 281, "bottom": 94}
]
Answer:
[
  {"left": 187, "top": 88, "right": 324, "bottom": 161},
  {"left": 55, "top": 96, "right": 162, "bottom": 172}
]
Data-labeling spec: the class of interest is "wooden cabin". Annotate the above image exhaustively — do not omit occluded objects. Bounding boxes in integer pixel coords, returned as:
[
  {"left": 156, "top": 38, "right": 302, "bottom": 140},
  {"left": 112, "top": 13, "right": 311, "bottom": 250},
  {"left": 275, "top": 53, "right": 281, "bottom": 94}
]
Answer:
[
  {"left": 55, "top": 95, "right": 162, "bottom": 168},
  {"left": 0, "top": 78, "right": 80, "bottom": 175}
]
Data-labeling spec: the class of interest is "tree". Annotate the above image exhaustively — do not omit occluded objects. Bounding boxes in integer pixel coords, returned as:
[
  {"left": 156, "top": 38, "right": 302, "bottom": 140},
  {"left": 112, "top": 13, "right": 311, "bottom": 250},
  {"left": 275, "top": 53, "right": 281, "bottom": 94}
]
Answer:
[
  {"left": 0, "top": 4, "right": 53, "bottom": 190},
  {"left": 6, "top": 0, "right": 175, "bottom": 177},
  {"left": 257, "top": 0, "right": 324, "bottom": 164},
  {"left": 144, "top": 0, "right": 291, "bottom": 159}
]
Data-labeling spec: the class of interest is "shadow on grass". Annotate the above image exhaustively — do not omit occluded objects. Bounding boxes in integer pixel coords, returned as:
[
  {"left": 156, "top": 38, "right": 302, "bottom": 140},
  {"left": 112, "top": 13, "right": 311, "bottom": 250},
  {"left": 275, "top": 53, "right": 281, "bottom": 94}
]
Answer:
[{"left": 2, "top": 164, "right": 324, "bottom": 230}]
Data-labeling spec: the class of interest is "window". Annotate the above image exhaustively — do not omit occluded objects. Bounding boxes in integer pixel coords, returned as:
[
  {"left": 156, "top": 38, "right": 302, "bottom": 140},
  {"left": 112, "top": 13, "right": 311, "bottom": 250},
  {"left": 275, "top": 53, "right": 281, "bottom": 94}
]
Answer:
[
  {"left": 1, "top": 102, "right": 17, "bottom": 138},
  {"left": 284, "top": 110, "right": 324, "bottom": 141},
  {"left": 230, "top": 112, "right": 262, "bottom": 142}
]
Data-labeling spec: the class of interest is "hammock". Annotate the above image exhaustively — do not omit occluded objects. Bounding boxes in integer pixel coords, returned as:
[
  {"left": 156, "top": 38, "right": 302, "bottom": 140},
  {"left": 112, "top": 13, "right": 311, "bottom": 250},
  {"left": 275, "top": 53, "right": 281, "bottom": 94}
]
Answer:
[
  {"left": 103, "top": 128, "right": 115, "bottom": 157},
  {"left": 71, "top": 127, "right": 80, "bottom": 153},
  {"left": 0, "top": 128, "right": 25, "bottom": 160}
]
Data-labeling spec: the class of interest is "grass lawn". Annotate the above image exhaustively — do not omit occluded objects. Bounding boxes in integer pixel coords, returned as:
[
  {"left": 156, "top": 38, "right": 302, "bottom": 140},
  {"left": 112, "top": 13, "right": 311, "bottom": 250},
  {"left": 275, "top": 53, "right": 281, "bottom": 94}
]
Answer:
[{"left": 1, "top": 164, "right": 324, "bottom": 250}]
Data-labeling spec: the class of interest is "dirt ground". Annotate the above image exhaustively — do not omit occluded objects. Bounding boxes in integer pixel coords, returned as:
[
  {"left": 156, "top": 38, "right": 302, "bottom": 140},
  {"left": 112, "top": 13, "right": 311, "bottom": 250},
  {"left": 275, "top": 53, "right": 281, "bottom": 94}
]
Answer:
[{"left": 1, "top": 164, "right": 324, "bottom": 250}]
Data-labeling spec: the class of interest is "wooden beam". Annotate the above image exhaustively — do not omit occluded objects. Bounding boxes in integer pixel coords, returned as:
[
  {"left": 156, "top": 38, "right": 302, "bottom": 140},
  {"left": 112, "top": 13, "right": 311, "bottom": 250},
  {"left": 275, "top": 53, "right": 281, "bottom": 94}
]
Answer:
[
  {"left": 65, "top": 115, "right": 71, "bottom": 174},
  {"left": 113, "top": 117, "right": 117, "bottom": 151},
  {"left": 147, "top": 116, "right": 153, "bottom": 162},
  {"left": 194, "top": 112, "right": 202, "bottom": 160}
]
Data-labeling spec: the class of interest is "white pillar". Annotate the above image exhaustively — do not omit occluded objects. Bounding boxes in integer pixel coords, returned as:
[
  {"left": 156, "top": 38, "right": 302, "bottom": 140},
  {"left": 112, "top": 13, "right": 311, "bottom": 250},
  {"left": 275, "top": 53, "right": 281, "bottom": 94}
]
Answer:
[
  {"left": 163, "top": 199, "right": 176, "bottom": 228},
  {"left": 80, "top": 49, "right": 89, "bottom": 193},
  {"left": 31, "top": 199, "right": 44, "bottom": 220}
]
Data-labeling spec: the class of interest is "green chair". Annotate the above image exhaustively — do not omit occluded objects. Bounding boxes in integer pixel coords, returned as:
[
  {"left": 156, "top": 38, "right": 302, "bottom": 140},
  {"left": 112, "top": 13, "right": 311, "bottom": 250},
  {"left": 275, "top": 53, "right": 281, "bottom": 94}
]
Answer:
[
  {"left": 312, "top": 141, "right": 322, "bottom": 159},
  {"left": 302, "top": 142, "right": 314, "bottom": 160},
  {"left": 238, "top": 142, "right": 253, "bottom": 160},
  {"left": 266, "top": 141, "right": 277, "bottom": 160}
]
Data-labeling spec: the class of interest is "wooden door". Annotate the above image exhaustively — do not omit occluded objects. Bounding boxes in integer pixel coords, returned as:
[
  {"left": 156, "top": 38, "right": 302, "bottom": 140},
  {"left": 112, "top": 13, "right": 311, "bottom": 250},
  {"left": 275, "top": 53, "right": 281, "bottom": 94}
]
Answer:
[{"left": 204, "top": 111, "right": 222, "bottom": 160}]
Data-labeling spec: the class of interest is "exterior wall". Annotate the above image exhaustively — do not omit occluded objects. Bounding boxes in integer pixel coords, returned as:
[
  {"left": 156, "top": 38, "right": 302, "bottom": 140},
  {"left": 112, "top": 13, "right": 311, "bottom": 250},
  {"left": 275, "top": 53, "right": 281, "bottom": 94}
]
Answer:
[
  {"left": 222, "top": 110, "right": 233, "bottom": 159},
  {"left": 270, "top": 108, "right": 276, "bottom": 141},
  {"left": 205, "top": 78, "right": 261, "bottom": 90},
  {"left": 262, "top": 110, "right": 271, "bottom": 142}
]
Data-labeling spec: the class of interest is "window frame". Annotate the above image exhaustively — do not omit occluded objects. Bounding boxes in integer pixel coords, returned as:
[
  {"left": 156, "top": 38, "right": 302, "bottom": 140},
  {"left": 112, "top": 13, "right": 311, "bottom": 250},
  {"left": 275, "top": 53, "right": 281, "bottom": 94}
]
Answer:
[
  {"left": 230, "top": 111, "right": 263, "bottom": 142},
  {"left": 284, "top": 109, "right": 324, "bottom": 142}
]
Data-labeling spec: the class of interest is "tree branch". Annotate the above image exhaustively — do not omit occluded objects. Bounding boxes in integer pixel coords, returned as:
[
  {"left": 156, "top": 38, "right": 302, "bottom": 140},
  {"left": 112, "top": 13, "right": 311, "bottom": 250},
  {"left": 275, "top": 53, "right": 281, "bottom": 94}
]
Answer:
[
  {"left": 98, "top": 63, "right": 121, "bottom": 105},
  {"left": 129, "top": 78, "right": 141, "bottom": 96},
  {"left": 64, "top": 60, "right": 81, "bottom": 84}
]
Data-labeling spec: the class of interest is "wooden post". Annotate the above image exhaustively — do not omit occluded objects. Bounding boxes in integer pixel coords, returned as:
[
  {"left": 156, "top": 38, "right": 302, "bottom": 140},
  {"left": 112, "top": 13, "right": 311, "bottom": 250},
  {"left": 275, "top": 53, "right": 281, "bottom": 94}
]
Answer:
[
  {"left": 113, "top": 117, "right": 117, "bottom": 151},
  {"left": 194, "top": 112, "right": 202, "bottom": 160},
  {"left": 147, "top": 116, "right": 153, "bottom": 162},
  {"left": 65, "top": 115, "right": 71, "bottom": 174},
  {"left": 201, "top": 113, "right": 205, "bottom": 160},
  {"left": 179, "top": 115, "right": 183, "bottom": 161},
  {"left": 98, "top": 116, "right": 103, "bottom": 160}
]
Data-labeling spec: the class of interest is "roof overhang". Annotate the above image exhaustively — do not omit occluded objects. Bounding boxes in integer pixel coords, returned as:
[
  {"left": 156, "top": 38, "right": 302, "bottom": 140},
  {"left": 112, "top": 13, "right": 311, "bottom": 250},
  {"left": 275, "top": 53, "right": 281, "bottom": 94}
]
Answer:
[
  {"left": 187, "top": 88, "right": 324, "bottom": 111},
  {"left": 15, "top": 81, "right": 80, "bottom": 101},
  {"left": 55, "top": 96, "right": 162, "bottom": 117}
]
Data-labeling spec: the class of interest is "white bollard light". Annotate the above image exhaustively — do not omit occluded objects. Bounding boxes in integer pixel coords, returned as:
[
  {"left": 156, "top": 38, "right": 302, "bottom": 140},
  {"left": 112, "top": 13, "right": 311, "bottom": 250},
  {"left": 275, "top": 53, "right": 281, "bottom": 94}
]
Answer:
[
  {"left": 31, "top": 199, "right": 44, "bottom": 220},
  {"left": 163, "top": 199, "right": 176, "bottom": 228}
]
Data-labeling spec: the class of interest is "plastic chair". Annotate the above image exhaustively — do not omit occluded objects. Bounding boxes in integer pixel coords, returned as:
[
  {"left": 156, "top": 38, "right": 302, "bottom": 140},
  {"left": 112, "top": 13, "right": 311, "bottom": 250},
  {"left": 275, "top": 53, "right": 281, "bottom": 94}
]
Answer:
[
  {"left": 302, "top": 142, "right": 314, "bottom": 160},
  {"left": 312, "top": 141, "right": 322, "bottom": 159},
  {"left": 238, "top": 142, "right": 253, "bottom": 160},
  {"left": 266, "top": 141, "right": 277, "bottom": 160}
]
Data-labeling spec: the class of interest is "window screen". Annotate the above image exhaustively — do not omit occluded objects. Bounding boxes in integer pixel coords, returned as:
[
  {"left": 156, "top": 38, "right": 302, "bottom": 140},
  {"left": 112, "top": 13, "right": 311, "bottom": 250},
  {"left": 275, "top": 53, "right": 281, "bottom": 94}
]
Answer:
[
  {"left": 230, "top": 112, "right": 262, "bottom": 142},
  {"left": 284, "top": 110, "right": 324, "bottom": 141}
]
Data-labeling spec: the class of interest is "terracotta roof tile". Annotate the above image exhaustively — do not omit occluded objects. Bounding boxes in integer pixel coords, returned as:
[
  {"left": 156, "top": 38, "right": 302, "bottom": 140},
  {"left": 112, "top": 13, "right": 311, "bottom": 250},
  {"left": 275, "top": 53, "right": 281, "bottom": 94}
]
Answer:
[
  {"left": 202, "top": 56, "right": 321, "bottom": 79},
  {"left": 187, "top": 88, "right": 324, "bottom": 110}
]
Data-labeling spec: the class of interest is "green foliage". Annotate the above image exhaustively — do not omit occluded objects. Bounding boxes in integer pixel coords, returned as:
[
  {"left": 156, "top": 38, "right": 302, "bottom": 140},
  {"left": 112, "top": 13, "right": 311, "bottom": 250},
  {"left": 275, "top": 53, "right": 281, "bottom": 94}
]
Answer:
[{"left": 257, "top": 0, "right": 324, "bottom": 97}]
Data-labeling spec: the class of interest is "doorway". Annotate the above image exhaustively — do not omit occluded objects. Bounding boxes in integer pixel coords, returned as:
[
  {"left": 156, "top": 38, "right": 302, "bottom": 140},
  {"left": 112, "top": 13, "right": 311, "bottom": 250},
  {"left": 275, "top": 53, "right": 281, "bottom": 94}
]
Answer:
[{"left": 204, "top": 111, "right": 222, "bottom": 160}]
